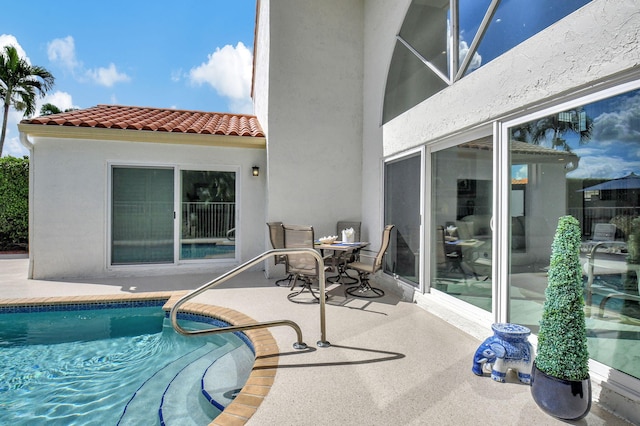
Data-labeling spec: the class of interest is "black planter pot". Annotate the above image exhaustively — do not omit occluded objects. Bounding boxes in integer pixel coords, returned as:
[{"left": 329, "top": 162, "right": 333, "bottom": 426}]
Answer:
[{"left": 530, "top": 362, "right": 591, "bottom": 421}]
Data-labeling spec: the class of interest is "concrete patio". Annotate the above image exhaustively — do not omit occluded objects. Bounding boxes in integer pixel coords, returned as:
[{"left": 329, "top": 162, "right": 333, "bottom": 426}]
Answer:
[{"left": 0, "top": 255, "right": 633, "bottom": 425}]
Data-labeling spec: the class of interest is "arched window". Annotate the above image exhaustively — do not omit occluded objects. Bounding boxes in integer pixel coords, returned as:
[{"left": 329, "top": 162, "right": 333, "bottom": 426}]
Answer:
[{"left": 383, "top": 0, "right": 592, "bottom": 124}]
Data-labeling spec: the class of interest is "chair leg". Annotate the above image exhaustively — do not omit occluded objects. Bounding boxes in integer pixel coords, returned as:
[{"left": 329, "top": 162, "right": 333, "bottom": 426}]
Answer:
[
  {"left": 346, "top": 271, "right": 385, "bottom": 298},
  {"left": 275, "top": 273, "right": 294, "bottom": 287},
  {"left": 287, "top": 276, "right": 328, "bottom": 304}
]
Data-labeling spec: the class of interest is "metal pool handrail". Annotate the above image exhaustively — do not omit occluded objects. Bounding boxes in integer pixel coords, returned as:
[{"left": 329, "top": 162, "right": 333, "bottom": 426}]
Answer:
[{"left": 169, "top": 248, "right": 330, "bottom": 349}]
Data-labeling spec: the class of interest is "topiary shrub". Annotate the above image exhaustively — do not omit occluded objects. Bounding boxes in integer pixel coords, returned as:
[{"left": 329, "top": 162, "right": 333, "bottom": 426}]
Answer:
[
  {"left": 0, "top": 156, "right": 29, "bottom": 251},
  {"left": 536, "top": 215, "right": 589, "bottom": 381}
]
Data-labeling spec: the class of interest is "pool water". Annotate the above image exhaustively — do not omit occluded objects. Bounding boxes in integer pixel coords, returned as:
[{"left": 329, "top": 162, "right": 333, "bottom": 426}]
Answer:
[
  {"left": 180, "top": 243, "right": 235, "bottom": 260},
  {"left": 0, "top": 305, "right": 252, "bottom": 425}
]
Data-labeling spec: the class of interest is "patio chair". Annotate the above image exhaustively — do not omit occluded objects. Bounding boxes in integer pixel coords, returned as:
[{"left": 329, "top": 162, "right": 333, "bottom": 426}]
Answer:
[
  {"left": 435, "top": 225, "right": 466, "bottom": 286},
  {"left": 266, "top": 222, "right": 293, "bottom": 286},
  {"left": 329, "top": 220, "right": 362, "bottom": 284},
  {"left": 345, "top": 224, "right": 395, "bottom": 298},
  {"left": 283, "top": 224, "right": 331, "bottom": 303}
]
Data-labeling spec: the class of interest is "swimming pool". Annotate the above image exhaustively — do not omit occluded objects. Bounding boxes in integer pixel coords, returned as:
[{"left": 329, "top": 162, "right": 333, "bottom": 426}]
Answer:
[{"left": 0, "top": 300, "right": 255, "bottom": 425}]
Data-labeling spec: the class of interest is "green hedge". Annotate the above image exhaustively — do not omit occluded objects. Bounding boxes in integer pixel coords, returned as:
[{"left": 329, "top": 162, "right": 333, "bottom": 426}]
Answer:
[{"left": 0, "top": 156, "right": 29, "bottom": 251}]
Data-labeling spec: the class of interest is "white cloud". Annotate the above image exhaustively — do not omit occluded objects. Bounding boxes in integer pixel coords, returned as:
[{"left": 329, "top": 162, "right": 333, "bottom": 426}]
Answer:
[
  {"left": 189, "top": 42, "right": 253, "bottom": 112},
  {"left": 171, "top": 69, "right": 183, "bottom": 82},
  {"left": 47, "top": 35, "right": 130, "bottom": 88},
  {"left": 459, "top": 40, "right": 482, "bottom": 72},
  {"left": 85, "top": 63, "right": 131, "bottom": 87},
  {"left": 47, "top": 36, "right": 79, "bottom": 72},
  {"left": 37, "top": 91, "right": 77, "bottom": 112},
  {"left": 0, "top": 34, "right": 29, "bottom": 63}
]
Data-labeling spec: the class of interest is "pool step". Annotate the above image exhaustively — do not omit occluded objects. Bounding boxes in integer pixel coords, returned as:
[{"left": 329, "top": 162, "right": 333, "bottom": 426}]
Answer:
[
  {"left": 201, "top": 344, "right": 255, "bottom": 410},
  {"left": 117, "top": 341, "right": 232, "bottom": 426},
  {"left": 159, "top": 343, "right": 254, "bottom": 425}
]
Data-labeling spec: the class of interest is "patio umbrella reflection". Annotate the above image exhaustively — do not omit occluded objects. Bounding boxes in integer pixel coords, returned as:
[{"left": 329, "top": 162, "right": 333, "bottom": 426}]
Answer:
[{"left": 578, "top": 172, "right": 640, "bottom": 192}]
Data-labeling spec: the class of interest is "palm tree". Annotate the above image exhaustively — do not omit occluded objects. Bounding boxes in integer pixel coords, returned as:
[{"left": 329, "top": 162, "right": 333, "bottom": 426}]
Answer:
[
  {"left": 40, "top": 103, "right": 77, "bottom": 116},
  {"left": 0, "top": 45, "right": 55, "bottom": 156},
  {"left": 530, "top": 107, "right": 593, "bottom": 152},
  {"left": 40, "top": 103, "right": 62, "bottom": 116},
  {"left": 511, "top": 107, "right": 594, "bottom": 152}
]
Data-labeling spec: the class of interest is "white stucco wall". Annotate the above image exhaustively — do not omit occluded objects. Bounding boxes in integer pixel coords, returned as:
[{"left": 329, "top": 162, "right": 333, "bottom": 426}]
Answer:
[
  {"left": 255, "top": 0, "right": 364, "bottom": 277},
  {"left": 361, "top": 0, "right": 409, "bottom": 248},
  {"left": 27, "top": 136, "right": 266, "bottom": 280}
]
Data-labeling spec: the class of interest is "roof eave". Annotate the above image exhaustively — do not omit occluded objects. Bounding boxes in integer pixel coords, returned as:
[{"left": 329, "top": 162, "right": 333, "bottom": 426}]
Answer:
[{"left": 17, "top": 123, "right": 266, "bottom": 149}]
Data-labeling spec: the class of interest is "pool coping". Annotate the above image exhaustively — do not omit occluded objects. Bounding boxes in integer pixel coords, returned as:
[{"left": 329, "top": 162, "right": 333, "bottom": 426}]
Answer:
[{"left": 0, "top": 291, "right": 278, "bottom": 426}]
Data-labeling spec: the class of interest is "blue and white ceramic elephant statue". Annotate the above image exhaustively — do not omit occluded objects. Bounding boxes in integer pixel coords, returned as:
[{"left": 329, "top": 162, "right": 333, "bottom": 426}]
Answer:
[{"left": 472, "top": 323, "right": 535, "bottom": 384}]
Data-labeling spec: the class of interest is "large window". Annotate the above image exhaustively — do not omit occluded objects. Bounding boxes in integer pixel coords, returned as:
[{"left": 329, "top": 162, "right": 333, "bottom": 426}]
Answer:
[
  {"left": 111, "top": 166, "right": 236, "bottom": 265},
  {"left": 383, "top": 0, "right": 592, "bottom": 123},
  {"left": 507, "top": 87, "right": 640, "bottom": 380},
  {"left": 384, "top": 154, "right": 422, "bottom": 285},
  {"left": 431, "top": 137, "right": 493, "bottom": 311}
]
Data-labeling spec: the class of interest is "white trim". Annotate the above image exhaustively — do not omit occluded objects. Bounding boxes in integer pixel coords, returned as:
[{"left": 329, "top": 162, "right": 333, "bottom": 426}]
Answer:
[{"left": 500, "top": 78, "right": 640, "bottom": 130}]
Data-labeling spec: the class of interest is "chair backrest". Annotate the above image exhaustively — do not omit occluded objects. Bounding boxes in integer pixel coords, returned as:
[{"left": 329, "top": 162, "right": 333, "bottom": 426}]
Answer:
[
  {"left": 435, "top": 225, "right": 446, "bottom": 267},
  {"left": 337, "top": 221, "right": 361, "bottom": 241},
  {"left": 372, "top": 224, "right": 395, "bottom": 273},
  {"left": 267, "top": 221, "right": 284, "bottom": 248},
  {"left": 593, "top": 223, "right": 616, "bottom": 241},
  {"left": 267, "top": 222, "right": 285, "bottom": 265},
  {"left": 282, "top": 224, "right": 318, "bottom": 276}
]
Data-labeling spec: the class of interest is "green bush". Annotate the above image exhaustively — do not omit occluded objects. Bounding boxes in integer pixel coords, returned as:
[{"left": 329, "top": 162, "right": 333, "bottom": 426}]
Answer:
[
  {"left": 536, "top": 215, "right": 589, "bottom": 381},
  {"left": 0, "top": 156, "right": 29, "bottom": 251}
]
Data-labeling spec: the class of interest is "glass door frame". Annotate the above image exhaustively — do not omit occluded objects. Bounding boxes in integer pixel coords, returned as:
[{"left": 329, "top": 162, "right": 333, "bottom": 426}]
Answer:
[
  {"left": 382, "top": 146, "right": 426, "bottom": 289},
  {"left": 425, "top": 124, "right": 495, "bottom": 323},
  {"left": 497, "top": 78, "right": 640, "bottom": 395},
  {"left": 107, "top": 162, "right": 240, "bottom": 269},
  {"left": 178, "top": 165, "right": 240, "bottom": 264}
]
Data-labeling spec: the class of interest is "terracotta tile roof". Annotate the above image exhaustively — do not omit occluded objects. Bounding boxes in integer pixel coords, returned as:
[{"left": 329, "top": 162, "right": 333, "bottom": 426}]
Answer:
[
  {"left": 21, "top": 104, "right": 265, "bottom": 138},
  {"left": 461, "top": 136, "right": 579, "bottom": 160}
]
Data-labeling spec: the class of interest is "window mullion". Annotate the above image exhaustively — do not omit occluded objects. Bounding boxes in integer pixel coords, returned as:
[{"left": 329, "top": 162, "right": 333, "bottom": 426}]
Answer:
[{"left": 454, "top": 0, "right": 500, "bottom": 81}]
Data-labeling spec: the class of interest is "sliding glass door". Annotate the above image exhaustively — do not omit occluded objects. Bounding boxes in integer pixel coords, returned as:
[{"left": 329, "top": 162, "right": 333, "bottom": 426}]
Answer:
[
  {"left": 506, "top": 86, "right": 640, "bottom": 381},
  {"left": 431, "top": 137, "right": 493, "bottom": 312},
  {"left": 180, "top": 170, "right": 236, "bottom": 260},
  {"left": 111, "top": 166, "right": 237, "bottom": 265},
  {"left": 112, "top": 167, "right": 174, "bottom": 264},
  {"left": 384, "top": 153, "right": 422, "bottom": 285}
]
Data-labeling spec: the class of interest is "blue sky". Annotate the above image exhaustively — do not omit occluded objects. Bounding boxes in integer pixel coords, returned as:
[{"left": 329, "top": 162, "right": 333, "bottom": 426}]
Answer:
[{"left": 1, "top": 1, "right": 256, "bottom": 157}]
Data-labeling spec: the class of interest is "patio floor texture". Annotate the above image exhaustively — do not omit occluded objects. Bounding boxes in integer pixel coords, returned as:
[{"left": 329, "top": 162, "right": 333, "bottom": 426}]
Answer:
[{"left": 0, "top": 256, "right": 633, "bottom": 425}]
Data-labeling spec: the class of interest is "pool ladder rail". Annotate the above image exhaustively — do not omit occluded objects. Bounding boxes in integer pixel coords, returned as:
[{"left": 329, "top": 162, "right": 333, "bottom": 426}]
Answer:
[{"left": 170, "top": 248, "right": 330, "bottom": 349}]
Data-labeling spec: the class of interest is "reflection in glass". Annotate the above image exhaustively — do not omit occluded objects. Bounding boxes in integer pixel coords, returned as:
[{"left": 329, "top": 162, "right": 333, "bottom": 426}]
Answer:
[
  {"left": 508, "top": 88, "right": 640, "bottom": 380},
  {"left": 384, "top": 155, "right": 421, "bottom": 285},
  {"left": 180, "top": 170, "right": 236, "bottom": 260},
  {"left": 468, "top": 0, "right": 591, "bottom": 76},
  {"left": 383, "top": 40, "right": 448, "bottom": 124},
  {"left": 112, "top": 167, "right": 174, "bottom": 264},
  {"left": 383, "top": 0, "right": 592, "bottom": 122},
  {"left": 399, "top": 0, "right": 449, "bottom": 76},
  {"left": 431, "top": 138, "right": 493, "bottom": 311}
]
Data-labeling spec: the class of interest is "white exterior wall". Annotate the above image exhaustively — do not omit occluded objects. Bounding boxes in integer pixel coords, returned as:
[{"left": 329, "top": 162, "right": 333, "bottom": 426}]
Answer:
[
  {"left": 361, "top": 0, "right": 409, "bottom": 248},
  {"left": 255, "top": 0, "right": 364, "bottom": 277},
  {"left": 27, "top": 136, "right": 266, "bottom": 280}
]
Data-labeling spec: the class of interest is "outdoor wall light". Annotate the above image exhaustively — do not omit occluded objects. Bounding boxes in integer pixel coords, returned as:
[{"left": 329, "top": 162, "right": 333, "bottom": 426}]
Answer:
[{"left": 252, "top": 166, "right": 260, "bottom": 177}]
